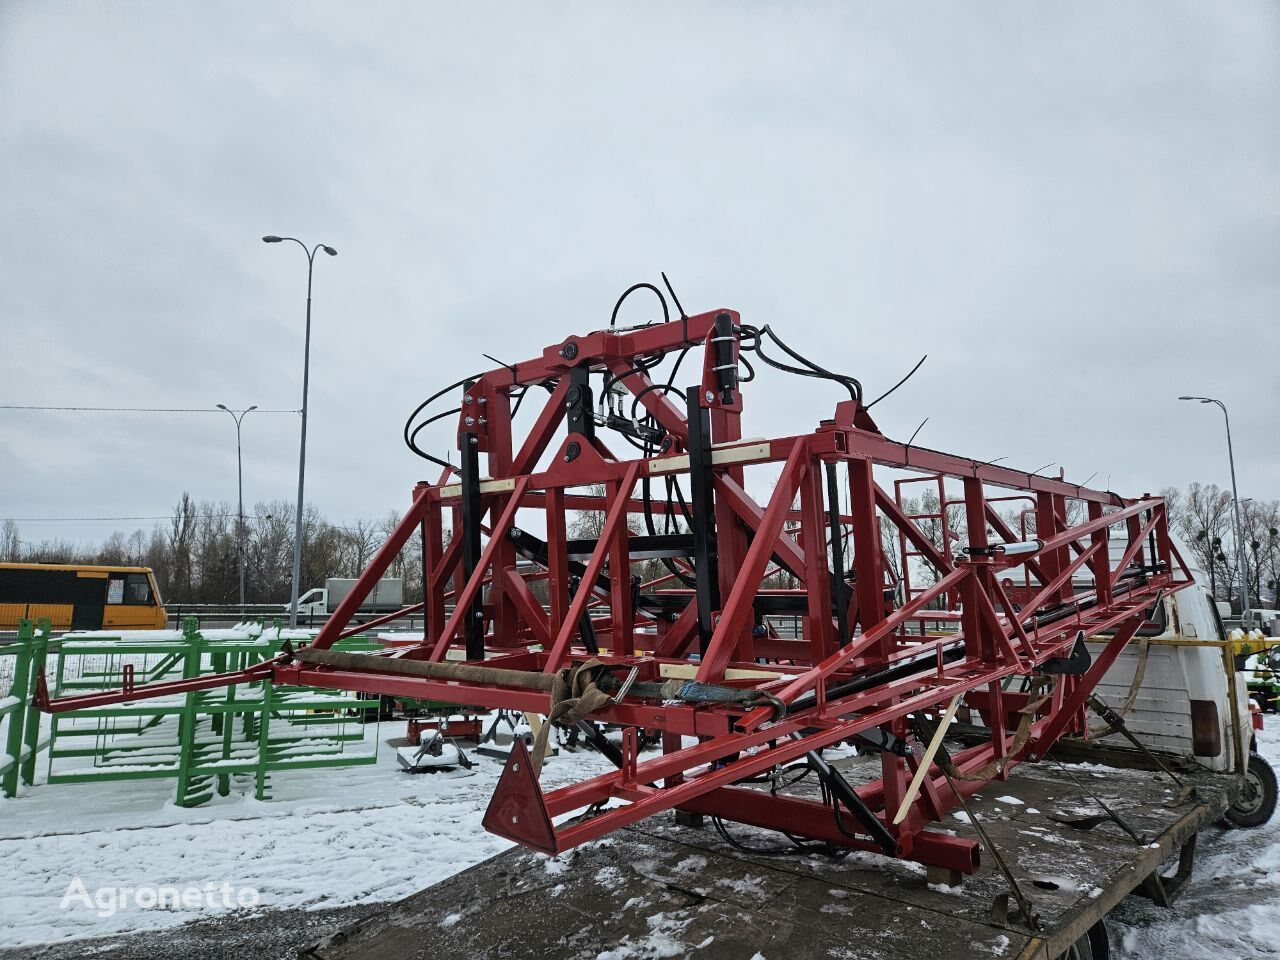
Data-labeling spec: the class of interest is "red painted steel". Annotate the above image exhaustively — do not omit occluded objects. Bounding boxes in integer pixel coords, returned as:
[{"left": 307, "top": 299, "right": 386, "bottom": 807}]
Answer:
[{"left": 38, "top": 306, "right": 1191, "bottom": 875}]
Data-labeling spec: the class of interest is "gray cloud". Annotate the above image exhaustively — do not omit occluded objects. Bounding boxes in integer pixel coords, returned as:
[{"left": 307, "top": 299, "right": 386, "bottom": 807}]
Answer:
[{"left": 1, "top": 1, "right": 1276, "bottom": 544}]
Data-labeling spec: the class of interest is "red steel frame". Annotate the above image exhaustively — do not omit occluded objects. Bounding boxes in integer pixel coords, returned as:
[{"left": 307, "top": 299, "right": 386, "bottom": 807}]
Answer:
[{"left": 39, "top": 308, "right": 1192, "bottom": 874}]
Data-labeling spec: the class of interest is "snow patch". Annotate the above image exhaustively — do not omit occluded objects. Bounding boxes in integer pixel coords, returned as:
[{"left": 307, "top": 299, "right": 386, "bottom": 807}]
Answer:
[{"left": 595, "top": 911, "right": 692, "bottom": 960}]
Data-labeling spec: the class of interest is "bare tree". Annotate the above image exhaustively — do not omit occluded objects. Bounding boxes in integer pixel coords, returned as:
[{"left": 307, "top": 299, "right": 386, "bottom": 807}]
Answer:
[
  {"left": 344, "top": 516, "right": 383, "bottom": 576},
  {"left": 1171, "top": 482, "right": 1235, "bottom": 601},
  {"left": 167, "top": 493, "right": 197, "bottom": 601},
  {"left": 0, "top": 519, "right": 20, "bottom": 561}
]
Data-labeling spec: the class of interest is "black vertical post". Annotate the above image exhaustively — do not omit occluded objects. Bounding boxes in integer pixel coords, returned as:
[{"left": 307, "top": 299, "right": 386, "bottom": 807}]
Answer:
[
  {"left": 686, "top": 392, "right": 720, "bottom": 652},
  {"left": 825, "top": 461, "right": 850, "bottom": 646},
  {"left": 565, "top": 365, "right": 595, "bottom": 440},
  {"left": 460, "top": 430, "right": 485, "bottom": 661},
  {"left": 711, "top": 311, "right": 738, "bottom": 404}
]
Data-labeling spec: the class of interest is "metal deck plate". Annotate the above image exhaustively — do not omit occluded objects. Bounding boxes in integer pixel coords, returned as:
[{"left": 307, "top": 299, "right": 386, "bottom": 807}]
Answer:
[{"left": 302, "top": 757, "right": 1232, "bottom": 960}]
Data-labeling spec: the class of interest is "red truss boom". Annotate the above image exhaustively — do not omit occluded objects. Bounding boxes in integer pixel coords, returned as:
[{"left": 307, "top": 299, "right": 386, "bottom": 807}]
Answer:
[{"left": 42, "top": 306, "right": 1191, "bottom": 873}]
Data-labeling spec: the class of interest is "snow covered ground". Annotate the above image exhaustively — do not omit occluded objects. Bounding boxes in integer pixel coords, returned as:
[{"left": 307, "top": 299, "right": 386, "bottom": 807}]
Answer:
[
  {"left": 0, "top": 719, "right": 615, "bottom": 948},
  {"left": 1107, "top": 722, "right": 1280, "bottom": 958},
  {"left": 1, "top": 714, "right": 1277, "bottom": 955}
]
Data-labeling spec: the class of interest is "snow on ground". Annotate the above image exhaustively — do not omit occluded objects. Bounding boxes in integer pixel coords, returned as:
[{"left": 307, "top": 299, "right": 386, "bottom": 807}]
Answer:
[
  {"left": 1109, "top": 722, "right": 1280, "bottom": 959},
  {"left": 3, "top": 708, "right": 1280, "bottom": 954},
  {"left": 0, "top": 719, "right": 615, "bottom": 948}
]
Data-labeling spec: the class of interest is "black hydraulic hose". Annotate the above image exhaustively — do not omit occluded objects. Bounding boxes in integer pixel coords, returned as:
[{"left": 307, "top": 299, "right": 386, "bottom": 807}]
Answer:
[
  {"left": 667, "top": 473, "right": 694, "bottom": 527},
  {"left": 865, "top": 355, "right": 927, "bottom": 410},
  {"left": 407, "top": 407, "right": 461, "bottom": 450},
  {"left": 610, "top": 282, "right": 670, "bottom": 328},
  {"left": 404, "top": 373, "right": 481, "bottom": 467},
  {"left": 629, "top": 382, "right": 686, "bottom": 419},
  {"left": 665, "top": 344, "right": 692, "bottom": 386},
  {"left": 641, "top": 473, "right": 697, "bottom": 589},
  {"left": 602, "top": 360, "right": 652, "bottom": 395},
  {"left": 756, "top": 325, "right": 861, "bottom": 401},
  {"left": 752, "top": 342, "right": 859, "bottom": 401}
]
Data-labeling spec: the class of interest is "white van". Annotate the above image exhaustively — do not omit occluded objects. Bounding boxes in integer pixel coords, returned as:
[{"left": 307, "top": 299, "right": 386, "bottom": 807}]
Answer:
[
  {"left": 1242, "top": 608, "right": 1280, "bottom": 637},
  {"left": 1084, "top": 574, "right": 1276, "bottom": 827}
]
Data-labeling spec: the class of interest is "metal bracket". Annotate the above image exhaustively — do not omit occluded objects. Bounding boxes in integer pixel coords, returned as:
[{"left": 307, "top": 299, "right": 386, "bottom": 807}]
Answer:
[
  {"left": 610, "top": 666, "right": 640, "bottom": 705},
  {"left": 1040, "top": 631, "right": 1092, "bottom": 675}
]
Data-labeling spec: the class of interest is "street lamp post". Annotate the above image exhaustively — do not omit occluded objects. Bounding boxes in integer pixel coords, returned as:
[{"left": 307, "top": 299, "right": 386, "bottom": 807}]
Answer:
[
  {"left": 263, "top": 235, "right": 337, "bottom": 628},
  {"left": 217, "top": 404, "right": 258, "bottom": 614},
  {"left": 1179, "top": 395, "right": 1251, "bottom": 621}
]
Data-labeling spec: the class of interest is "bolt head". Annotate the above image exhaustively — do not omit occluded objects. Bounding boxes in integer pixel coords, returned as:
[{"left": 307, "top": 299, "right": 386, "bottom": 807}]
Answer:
[
  {"left": 464, "top": 395, "right": 473, "bottom": 404},
  {"left": 464, "top": 415, "right": 475, "bottom": 426},
  {"left": 704, "top": 390, "right": 715, "bottom": 404}
]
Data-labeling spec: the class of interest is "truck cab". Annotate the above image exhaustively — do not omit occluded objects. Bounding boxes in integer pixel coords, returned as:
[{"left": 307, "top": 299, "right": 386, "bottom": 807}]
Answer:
[
  {"left": 293, "top": 587, "right": 329, "bottom": 619},
  {"left": 1084, "top": 572, "right": 1276, "bottom": 826},
  {"left": 288, "top": 578, "right": 406, "bottom": 621}
]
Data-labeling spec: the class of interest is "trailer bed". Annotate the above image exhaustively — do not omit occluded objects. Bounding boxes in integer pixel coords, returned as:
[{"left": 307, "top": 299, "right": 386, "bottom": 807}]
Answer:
[{"left": 302, "top": 755, "right": 1235, "bottom": 960}]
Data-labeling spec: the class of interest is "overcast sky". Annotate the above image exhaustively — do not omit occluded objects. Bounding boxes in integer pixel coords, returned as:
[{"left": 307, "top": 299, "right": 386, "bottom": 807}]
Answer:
[{"left": 2, "top": 1, "right": 1277, "bottom": 547}]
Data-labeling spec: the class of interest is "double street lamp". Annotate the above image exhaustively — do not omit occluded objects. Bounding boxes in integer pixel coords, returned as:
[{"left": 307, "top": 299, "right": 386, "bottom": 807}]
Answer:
[
  {"left": 262, "top": 236, "right": 337, "bottom": 628},
  {"left": 1179, "top": 395, "right": 1251, "bottom": 621},
  {"left": 216, "top": 404, "right": 258, "bottom": 613}
]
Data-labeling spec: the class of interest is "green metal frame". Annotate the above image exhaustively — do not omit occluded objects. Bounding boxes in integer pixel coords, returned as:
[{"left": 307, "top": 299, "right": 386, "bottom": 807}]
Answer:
[
  {"left": 45, "top": 619, "right": 383, "bottom": 806},
  {"left": 1, "top": 618, "right": 53, "bottom": 797}
]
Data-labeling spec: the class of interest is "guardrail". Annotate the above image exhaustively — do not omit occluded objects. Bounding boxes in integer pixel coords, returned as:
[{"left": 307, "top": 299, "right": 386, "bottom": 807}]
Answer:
[{"left": 162, "top": 604, "right": 427, "bottom": 633}]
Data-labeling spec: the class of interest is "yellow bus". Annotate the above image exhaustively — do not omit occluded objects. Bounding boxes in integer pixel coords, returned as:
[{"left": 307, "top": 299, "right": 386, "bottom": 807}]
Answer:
[{"left": 0, "top": 563, "right": 167, "bottom": 631}]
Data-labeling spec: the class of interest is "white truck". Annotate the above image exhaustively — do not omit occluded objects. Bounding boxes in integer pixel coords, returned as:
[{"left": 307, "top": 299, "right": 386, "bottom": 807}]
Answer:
[
  {"left": 1084, "top": 571, "right": 1277, "bottom": 826},
  {"left": 1242, "top": 607, "right": 1280, "bottom": 636},
  {"left": 291, "top": 577, "right": 405, "bottom": 621}
]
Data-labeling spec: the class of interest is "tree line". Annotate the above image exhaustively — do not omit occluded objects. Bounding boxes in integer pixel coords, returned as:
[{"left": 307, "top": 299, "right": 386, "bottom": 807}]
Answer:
[
  {"left": 0, "top": 496, "right": 422, "bottom": 606},
  {"left": 890, "top": 481, "right": 1278, "bottom": 612},
  {"left": 1, "top": 480, "right": 1275, "bottom": 611}
]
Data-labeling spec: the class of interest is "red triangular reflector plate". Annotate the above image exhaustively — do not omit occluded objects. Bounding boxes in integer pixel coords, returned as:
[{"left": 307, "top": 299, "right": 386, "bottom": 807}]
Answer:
[{"left": 482, "top": 738, "right": 559, "bottom": 855}]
